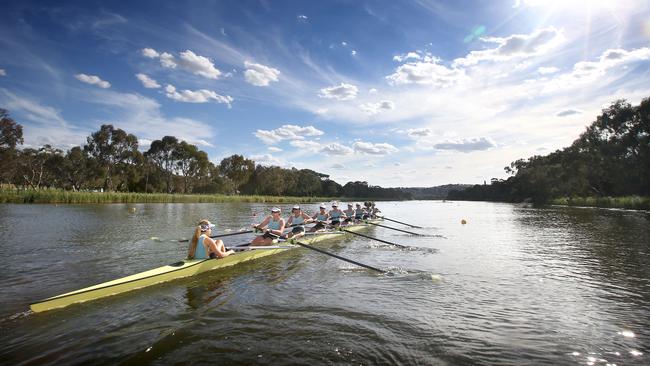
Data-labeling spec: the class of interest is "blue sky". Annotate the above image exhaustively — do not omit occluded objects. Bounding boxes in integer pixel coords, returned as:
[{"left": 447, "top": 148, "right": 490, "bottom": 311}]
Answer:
[{"left": 1, "top": 0, "right": 649, "bottom": 187}]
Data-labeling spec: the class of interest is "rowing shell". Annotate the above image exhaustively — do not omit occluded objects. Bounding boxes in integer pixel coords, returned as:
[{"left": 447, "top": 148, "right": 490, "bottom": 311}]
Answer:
[{"left": 30, "top": 219, "right": 381, "bottom": 313}]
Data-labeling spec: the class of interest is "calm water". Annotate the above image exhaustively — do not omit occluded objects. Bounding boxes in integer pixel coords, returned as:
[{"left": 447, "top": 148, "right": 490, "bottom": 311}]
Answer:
[{"left": 1, "top": 201, "right": 649, "bottom": 365}]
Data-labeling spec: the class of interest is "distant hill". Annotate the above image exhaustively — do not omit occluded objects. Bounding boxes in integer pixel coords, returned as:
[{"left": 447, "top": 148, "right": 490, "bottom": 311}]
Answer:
[{"left": 397, "top": 184, "right": 473, "bottom": 200}]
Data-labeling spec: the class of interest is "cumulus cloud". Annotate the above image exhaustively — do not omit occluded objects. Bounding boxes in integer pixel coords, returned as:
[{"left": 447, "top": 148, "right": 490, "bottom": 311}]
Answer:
[
  {"left": 251, "top": 153, "right": 284, "bottom": 166},
  {"left": 290, "top": 139, "right": 322, "bottom": 151},
  {"left": 164, "top": 84, "right": 233, "bottom": 106},
  {"left": 319, "top": 83, "right": 358, "bottom": 100},
  {"left": 254, "top": 124, "right": 324, "bottom": 144},
  {"left": 556, "top": 108, "right": 583, "bottom": 117},
  {"left": 386, "top": 56, "right": 466, "bottom": 86},
  {"left": 406, "top": 128, "right": 431, "bottom": 137},
  {"left": 433, "top": 137, "right": 496, "bottom": 152},
  {"left": 453, "top": 27, "right": 564, "bottom": 67},
  {"left": 141, "top": 48, "right": 222, "bottom": 78},
  {"left": 297, "top": 15, "right": 308, "bottom": 22},
  {"left": 359, "top": 100, "right": 395, "bottom": 115},
  {"left": 142, "top": 48, "right": 159, "bottom": 58},
  {"left": 393, "top": 52, "right": 422, "bottom": 62},
  {"left": 0, "top": 69, "right": 6, "bottom": 76},
  {"left": 244, "top": 61, "right": 280, "bottom": 86},
  {"left": 268, "top": 146, "right": 283, "bottom": 152},
  {"left": 352, "top": 141, "right": 398, "bottom": 155},
  {"left": 135, "top": 73, "right": 160, "bottom": 88},
  {"left": 75, "top": 73, "right": 111, "bottom": 88},
  {"left": 178, "top": 50, "right": 221, "bottom": 79},
  {"left": 321, "top": 142, "right": 354, "bottom": 156},
  {"left": 538, "top": 66, "right": 559, "bottom": 74}
]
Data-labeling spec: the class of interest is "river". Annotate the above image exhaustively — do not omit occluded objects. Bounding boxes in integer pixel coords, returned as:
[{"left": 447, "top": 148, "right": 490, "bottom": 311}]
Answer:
[{"left": 0, "top": 201, "right": 648, "bottom": 365}]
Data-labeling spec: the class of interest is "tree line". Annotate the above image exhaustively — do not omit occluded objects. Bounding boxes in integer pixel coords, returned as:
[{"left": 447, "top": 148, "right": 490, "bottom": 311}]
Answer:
[
  {"left": 0, "top": 109, "right": 412, "bottom": 199},
  {"left": 448, "top": 97, "right": 650, "bottom": 203}
]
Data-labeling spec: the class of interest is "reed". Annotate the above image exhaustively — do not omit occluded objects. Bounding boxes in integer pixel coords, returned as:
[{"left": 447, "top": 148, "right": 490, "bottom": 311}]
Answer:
[
  {"left": 551, "top": 196, "right": 650, "bottom": 210},
  {"left": 0, "top": 188, "right": 339, "bottom": 204}
]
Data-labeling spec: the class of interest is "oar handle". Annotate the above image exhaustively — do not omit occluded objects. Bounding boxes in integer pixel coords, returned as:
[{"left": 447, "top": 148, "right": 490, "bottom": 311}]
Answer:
[
  {"left": 341, "top": 229, "right": 408, "bottom": 249},
  {"left": 293, "top": 241, "right": 386, "bottom": 273}
]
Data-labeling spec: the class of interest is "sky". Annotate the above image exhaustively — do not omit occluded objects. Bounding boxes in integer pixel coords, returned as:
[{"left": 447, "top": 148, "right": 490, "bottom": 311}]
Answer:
[{"left": 1, "top": 0, "right": 649, "bottom": 187}]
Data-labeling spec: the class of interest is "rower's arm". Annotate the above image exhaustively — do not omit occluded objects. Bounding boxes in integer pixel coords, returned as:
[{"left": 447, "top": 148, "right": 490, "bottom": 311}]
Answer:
[
  {"left": 272, "top": 219, "right": 286, "bottom": 235},
  {"left": 254, "top": 216, "right": 270, "bottom": 230}
]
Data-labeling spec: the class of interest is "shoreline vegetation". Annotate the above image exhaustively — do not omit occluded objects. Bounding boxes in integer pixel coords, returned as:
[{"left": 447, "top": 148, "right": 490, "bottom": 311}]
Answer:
[
  {"left": 551, "top": 196, "right": 650, "bottom": 211},
  {"left": 0, "top": 188, "right": 354, "bottom": 204}
]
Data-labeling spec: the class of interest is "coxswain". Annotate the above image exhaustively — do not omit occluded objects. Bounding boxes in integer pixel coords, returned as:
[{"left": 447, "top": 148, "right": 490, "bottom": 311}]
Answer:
[{"left": 188, "top": 220, "right": 234, "bottom": 259}]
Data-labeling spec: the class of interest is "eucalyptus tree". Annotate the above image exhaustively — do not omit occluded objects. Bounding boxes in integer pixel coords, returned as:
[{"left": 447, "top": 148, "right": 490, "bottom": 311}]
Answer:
[
  {"left": 84, "top": 124, "right": 139, "bottom": 191},
  {"left": 219, "top": 154, "right": 255, "bottom": 193},
  {"left": 0, "top": 109, "right": 24, "bottom": 184}
]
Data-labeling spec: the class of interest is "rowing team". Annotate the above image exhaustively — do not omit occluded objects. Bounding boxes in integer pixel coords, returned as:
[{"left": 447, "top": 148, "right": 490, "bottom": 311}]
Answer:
[{"left": 186, "top": 202, "right": 381, "bottom": 260}]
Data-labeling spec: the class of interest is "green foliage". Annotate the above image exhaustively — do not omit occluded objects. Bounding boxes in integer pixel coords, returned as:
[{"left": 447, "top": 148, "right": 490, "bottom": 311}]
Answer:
[{"left": 449, "top": 96, "right": 650, "bottom": 207}]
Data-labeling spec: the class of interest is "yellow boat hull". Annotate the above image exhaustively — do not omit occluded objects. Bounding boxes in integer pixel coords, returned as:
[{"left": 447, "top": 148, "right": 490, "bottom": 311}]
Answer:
[{"left": 30, "top": 219, "right": 380, "bottom": 313}]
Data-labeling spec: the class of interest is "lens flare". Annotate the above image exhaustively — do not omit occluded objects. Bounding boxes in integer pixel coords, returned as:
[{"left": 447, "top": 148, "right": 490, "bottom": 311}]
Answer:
[
  {"left": 644, "top": 20, "right": 650, "bottom": 38},
  {"left": 464, "top": 25, "right": 487, "bottom": 43}
]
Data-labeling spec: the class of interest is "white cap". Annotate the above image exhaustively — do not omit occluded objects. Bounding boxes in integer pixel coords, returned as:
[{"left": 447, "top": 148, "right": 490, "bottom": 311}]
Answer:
[
  {"left": 292, "top": 205, "right": 300, "bottom": 210},
  {"left": 332, "top": 202, "right": 338, "bottom": 207},
  {"left": 319, "top": 203, "right": 326, "bottom": 209},
  {"left": 200, "top": 222, "right": 215, "bottom": 232},
  {"left": 347, "top": 203, "right": 353, "bottom": 206},
  {"left": 355, "top": 202, "right": 361, "bottom": 206},
  {"left": 271, "top": 207, "right": 281, "bottom": 213}
]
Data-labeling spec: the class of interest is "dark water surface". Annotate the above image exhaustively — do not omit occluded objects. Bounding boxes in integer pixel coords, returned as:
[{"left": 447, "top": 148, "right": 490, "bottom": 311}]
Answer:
[{"left": 1, "top": 201, "right": 648, "bottom": 365}]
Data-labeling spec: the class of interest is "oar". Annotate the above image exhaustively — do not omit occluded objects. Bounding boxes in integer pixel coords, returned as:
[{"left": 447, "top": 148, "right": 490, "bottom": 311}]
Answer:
[
  {"left": 340, "top": 229, "right": 408, "bottom": 249},
  {"left": 379, "top": 216, "right": 422, "bottom": 228},
  {"left": 293, "top": 240, "right": 386, "bottom": 273},
  {"left": 178, "top": 230, "right": 254, "bottom": 243},
  {"left": 365, "top": 221, "right": 424, "bottom": 236}
]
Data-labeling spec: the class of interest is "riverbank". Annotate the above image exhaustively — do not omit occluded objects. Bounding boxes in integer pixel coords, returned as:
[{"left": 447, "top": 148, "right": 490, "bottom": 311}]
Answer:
[
  {"left": 0, "top": 189, "right": 341, "bottom": 204},
  {"left": 551, "top": 196, "right": 650, "bottom": 211}
]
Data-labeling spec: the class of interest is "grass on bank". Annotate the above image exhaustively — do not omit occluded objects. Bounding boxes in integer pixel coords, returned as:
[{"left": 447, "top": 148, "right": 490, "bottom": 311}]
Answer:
[
  {"left": 551, "top": 196, "right": 650, "bottom": 210},
  {"left": 0, "top": 188, "right": 342, "bottom": 204}
]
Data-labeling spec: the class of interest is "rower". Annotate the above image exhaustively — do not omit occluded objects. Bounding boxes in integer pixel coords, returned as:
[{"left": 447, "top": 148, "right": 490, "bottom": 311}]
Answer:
[
  {"left": 363, "top": 201, "right": 372, "bottom": 219},
  {"left": 285, "top": 205, "right": 312, "bottom": 239},
  {"left": 329, "top": 202, "right": 346, "bottom": 227},
  {"left": 309, "top": 203, "right": 330, "bottom": 232},
  {"left": 370, "top": 202, "right": 381, "bottom": 218},
  {"left": 343, "top": 203, "right": 355, "bottom": 224},
  {"left": 188, "top": 220, "right": 234, "bottom": 259},
  {"left": 353, "top": 202, "right": 365, "bottom": 222},
  {"left": 251, "top": 207, "right": 286, "bottom": 245}
]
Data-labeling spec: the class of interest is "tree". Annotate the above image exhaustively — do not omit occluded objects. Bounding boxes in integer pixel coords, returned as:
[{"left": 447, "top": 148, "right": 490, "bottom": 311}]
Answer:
[
  {"left": 0, "top": 109, "right": 24, "bottom": 184},
  {"left": 145, "top": 136, "right": 179, "bottom": 193},
  {"left": 175, "top": 141, "right": 210, "bottom": 193},
  {"left": 219, "top": 154, "right": 255, "bottom": 193},
  {"left": 84, "top": 125, "right": 139, "bottom": 191}
]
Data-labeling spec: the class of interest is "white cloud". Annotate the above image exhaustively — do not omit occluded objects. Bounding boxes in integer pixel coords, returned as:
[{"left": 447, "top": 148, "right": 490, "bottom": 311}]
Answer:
[
  {"left": 434, "top": 137, "right": 496, "bottom": 152},
  {"left": 251, "top": 153, "right": 284, "bottom": 166},
  {"left": 75, "top": 73, "right": 111, "bottom": 88},
  {"left": 351, "top": 50, "right": 357, "bottom": 56},
  {"left": 386, "top": 56, "right": 466, "bottom": 86},
  {"left": 289, "top": 139, "right": 322, "bottom": 151},
  {"left": 341, "top": 41, "right": 348, "bottom": 47},
  {"left": 159, "top": 52, "right": 177, "bottom": 68},
  {"left": 538, "top": 66, "right": 559, "bottom": 74},
  {"left": 453, "top": 27, "right": 564, "bottom": 67},
  {"left": 268, "top": 146, "right": 283, "bottom": 152},
  {"left": 556, "top": 108, "right": 582, "bottom": 117},
  {"left": 368, "top": 88, "right": 378, "bottom": 94},
  {"left": 0, "top": 69, "right": 6, "bottom": 76},
  {"left": 359, "top": 100, "right": 395, "bottom": 115},
  {"left": 141, "top": 48, "right": 222, "bottom": 78},
  {"left": 142, "top": 48, "right": 159, "bottom": 58},
  {"left": 254, "top": 124, "right": 324, "bottom": 144},
  {"left": 393, "top": 52, "right": 422, "bottom": 62},
  {"left": 244, "top": 61, "right": 280, "bottom": 86},
  {"left": 352, "top": 141, "right": 398, "bottom": 155},
  {"left": 164, "top": 84, "right": 233, "bottom": 106},
  {"left": 321, "top": 142, "right": 354, "bottom": 156},
  {"left": 135, "top": 73, "right": 161, "bottom": 89},
  {"left": 406, "top": 128, "right": 431, "bottom": 137},
  {"left": 319, "top": 82, "right": 358, "bottom": 100},
  {"left": 178, "top": 50, "right": 221, "bottom": 79},
  {"left": 331, "top": 163, "right": 346, "bottom": 170},
  {"left": 297, "top": 15, "right": 308, "bottom": 22}
]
